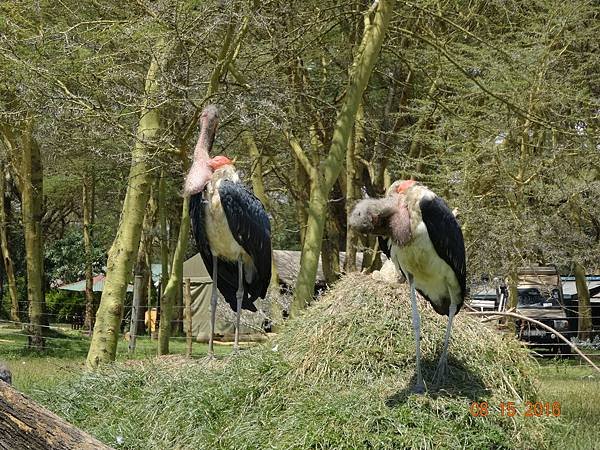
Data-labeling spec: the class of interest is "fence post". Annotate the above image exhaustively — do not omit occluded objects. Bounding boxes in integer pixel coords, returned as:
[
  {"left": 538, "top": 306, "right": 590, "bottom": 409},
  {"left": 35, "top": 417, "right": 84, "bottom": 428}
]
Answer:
[
  {"left": 184, "top": 278, "right": 192, "bottom": 358},
  {"left": 129, "top": 274, "right": 143, "bottom": 353}
]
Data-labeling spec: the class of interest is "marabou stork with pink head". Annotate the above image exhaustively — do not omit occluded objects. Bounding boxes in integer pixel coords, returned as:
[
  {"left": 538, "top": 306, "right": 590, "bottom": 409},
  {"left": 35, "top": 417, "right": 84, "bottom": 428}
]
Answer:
[
  {"left": 349, "top": 180, "right": 466, "bottom": 392},
  {"left": 184, "top": 105, "right": 272, "bottom": 355}
]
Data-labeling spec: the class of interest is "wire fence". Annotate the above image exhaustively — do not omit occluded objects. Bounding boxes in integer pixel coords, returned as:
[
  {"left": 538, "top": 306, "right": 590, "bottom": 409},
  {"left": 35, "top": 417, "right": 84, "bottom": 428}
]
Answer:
[
  {"left": 1, "top": 313, "right": 600, "bottom": 360},
  {"left": 0, "top": 319, "right": 214, "bottom": 358}
]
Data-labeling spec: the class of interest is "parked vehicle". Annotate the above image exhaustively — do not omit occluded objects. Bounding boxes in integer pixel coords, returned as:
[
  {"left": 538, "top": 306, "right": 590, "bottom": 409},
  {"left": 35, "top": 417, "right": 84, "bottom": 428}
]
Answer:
[{"left": 512, "top": 266, "right": 571, "bottom": 353}]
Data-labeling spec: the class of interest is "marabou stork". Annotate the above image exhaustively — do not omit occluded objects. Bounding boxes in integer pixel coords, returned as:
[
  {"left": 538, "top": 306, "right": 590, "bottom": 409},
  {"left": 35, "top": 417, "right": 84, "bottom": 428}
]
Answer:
[
  {"left": 349, "top": 180, "right": 466, "bottom": 392},
  {"left": 184, "top": 105, "right": 272, "bottom": 355}
]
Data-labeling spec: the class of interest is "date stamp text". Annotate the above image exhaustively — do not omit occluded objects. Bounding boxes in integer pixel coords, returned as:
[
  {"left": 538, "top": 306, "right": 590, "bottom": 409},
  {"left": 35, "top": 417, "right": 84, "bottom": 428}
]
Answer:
[{"left": 469, "top": 401, "right": 561, "bottom": 417}]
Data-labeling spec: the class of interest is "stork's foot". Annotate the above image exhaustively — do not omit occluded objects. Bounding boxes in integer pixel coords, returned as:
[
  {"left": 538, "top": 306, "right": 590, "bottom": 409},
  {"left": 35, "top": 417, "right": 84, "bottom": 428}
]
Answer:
[
  {"left": 412, "top": 382, "right": 426, "bottom": 395},
  {"left": 432, "top": 354, "right": 449, "bottom": 389}
]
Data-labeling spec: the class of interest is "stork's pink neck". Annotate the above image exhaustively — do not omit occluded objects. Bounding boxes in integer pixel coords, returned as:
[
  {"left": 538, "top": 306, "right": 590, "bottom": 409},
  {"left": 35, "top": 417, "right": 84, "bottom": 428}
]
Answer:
[
  {"left": 193, "top": 133, "right": 212, "bottom": 162},
  {"left": 184, "top": 116, "right": 218, "bottom": 195},
  {"left": 389, "top": 200, "right": 411, "bottom": 246}
]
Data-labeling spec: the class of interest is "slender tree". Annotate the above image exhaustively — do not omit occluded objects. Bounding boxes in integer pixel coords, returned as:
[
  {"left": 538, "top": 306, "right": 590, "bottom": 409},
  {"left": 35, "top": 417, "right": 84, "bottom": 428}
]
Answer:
[
  {"left": 0, "top": 161, "right": 19, "bottom": 322},
  {"left": 292, "top": 0, "right": 395, "bottom": 313},
  {"left": 574, "top": 262, "right": 592, "bottom": 340},
  {"left": 87, "top": 39, "right": 168, "bottom": 368},
  {"left": 82, "top": 170, "right": 95, "bottom": 335}
]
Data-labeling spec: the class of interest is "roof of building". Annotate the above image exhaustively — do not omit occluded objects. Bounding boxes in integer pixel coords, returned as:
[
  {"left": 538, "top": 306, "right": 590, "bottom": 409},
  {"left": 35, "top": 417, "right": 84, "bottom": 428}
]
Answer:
[
  {"left": 57, "top": 274, "right": 134, "bottom": 293},
  {"left": 273, "top": 249, "right": 377, "bottom": 285}
]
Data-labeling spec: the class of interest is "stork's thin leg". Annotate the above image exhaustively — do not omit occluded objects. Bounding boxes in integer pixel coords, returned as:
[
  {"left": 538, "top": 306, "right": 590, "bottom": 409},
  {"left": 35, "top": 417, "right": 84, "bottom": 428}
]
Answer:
[
  {"left": 408, "top": 274, "right": 425, "bottom": 394},
  {"left": 433, "top": 303, "right": 457, "bottom": 389},
  {"left": 208, "top": 255, "right": 218, "bottom": 358},
  {"left": 233, "top": 257, "right": 244, "bottom": 354}
]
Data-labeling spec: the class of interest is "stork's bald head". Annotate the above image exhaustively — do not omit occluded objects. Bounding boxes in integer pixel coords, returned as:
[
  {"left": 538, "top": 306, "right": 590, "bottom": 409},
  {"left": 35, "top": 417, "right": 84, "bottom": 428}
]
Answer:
[
  {"left": 208, "top": 155, "right": 234, "bottom": 170},
  {"left": 387, "top": 179, "right": 418, "bottom": 196},
  {"left": 200, "top": 104, "right": 219, "bottom": 124},
  {"left": 349, "top": 197, "right": 398, "bottom": 236}
]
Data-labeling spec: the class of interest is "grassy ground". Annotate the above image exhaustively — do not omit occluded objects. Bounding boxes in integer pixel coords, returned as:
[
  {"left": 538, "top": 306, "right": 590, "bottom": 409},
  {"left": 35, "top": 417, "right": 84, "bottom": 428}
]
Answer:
[
  {"left": 9, "top": 275, "right": 549, "bottom": 449},
  {"left": 0, "top": 323, "right": 233, "bottom": 393},
  {"left": 1, "top": 275, "right": 599, "bottom": 449},
  {"left": 538, "top": 360, "right": 600, "bottom": 449}
]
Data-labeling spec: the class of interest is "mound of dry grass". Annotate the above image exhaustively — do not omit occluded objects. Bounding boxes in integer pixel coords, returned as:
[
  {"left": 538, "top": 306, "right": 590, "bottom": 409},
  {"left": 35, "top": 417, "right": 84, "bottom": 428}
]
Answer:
[
  {"left": 39, "top": 273, "right": 554, "bottom": 449},
  {"left": 278, "top": 274, "right": 535, "bottom": 395}
]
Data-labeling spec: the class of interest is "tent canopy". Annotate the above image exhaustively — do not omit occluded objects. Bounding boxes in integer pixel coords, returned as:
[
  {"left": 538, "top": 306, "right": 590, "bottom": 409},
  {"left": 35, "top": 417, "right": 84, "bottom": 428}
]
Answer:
[{"left": 183, "top": 253, "right": 259, "bottom": 341}]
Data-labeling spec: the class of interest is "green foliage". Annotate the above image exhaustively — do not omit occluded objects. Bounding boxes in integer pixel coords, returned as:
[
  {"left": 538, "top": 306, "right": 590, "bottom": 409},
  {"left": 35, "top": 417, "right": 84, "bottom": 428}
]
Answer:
[
  {"left": 45, "top": 290, "right": 84, "bottom": 323},
  {"left": 38, "top": 275, "right": 553, "bottom": 449},
  {"left": 45, "top": 227, "right": 106, "bottom": 284},
  {"left": 1, "top": 276, "right": 28, "bottom": 321}
]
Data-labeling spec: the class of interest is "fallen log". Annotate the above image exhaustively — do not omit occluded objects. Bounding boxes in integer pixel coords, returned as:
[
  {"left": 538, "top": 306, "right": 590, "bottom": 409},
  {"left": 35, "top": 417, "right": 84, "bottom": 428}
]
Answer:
[{"left": 0, "top": 380, "right": 113, "bottom": 450}]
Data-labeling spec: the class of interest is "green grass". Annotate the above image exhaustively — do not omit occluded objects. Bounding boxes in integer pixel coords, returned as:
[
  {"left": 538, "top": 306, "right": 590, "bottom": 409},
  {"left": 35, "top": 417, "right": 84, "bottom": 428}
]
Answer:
[
  {"left": 537, "top": 360, "right": 600, "bottom": 450},
  {"left": 29, "top": 275, "right": 552, "bottom": 449},
  {"left": 2, "top": 275, "right": 599, "bottom": 449},
  {"left": 0, "top": 323, "right": 233, "bottom": 393}
]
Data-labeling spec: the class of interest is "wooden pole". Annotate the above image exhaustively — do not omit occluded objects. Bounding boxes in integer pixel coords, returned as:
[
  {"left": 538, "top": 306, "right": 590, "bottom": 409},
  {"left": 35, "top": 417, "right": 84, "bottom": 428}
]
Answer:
[
  {"left": 184, "top": 278, "right": 192, "bottom": 358},
  {"left": 0, "top": 380, "right": 113, "bottom": 449},
  {"left": 129, "top": 274, "right": 143, "bottom": 353}
]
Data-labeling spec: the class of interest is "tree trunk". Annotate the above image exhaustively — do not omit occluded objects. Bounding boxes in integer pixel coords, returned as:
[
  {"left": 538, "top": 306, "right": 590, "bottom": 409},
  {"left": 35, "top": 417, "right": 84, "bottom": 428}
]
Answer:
[
  {"left": 345, "top": 102, "right": 365, "bottom": 272},
  {"left": 21, "top": 117, "right": 45, "bottom": 349},
  {"left": 506, "top": 269, "right": 519, "bottom": 333},
  {"left": 292, "top": 0, "right": 395, "bottom": 313},
  {"left": 294, "top": 156, "right": 310, "bottom": 247},
  {"left": 82, "top": 170, "right": 95, "bottom": 335},
  {"left": 0, "top": 163, "right": 19, "bottom": 322},
  {"left": 374, "top": 65, "right": 406, "bottom": 192},
  {"left": 158, "top": 194, "right": 189, "bottom": 355},
  {"left": 0, "top": 380, "right": 113, "bottom": 450},
  {"left": 293, "top": 183, "right": 328, "bottom": 310},
  {"left": 86, "top": 40, "right": 166, "bottom": 368},
  {"left": 157, "top": 12, "right": 246, "bottom": 354},
  {"left": 137, "top": 184, "right": 157, "bottom": 335},
  {"left": 158, "top": 171, "right": 169, "bottom": 296},
  {"left": 321, "top": 208, "right": 340, "bottom": 285},
  {"left": 574, "top": 262, "right": 592, "bottom": 340},
  {"left": 184, "top": 278, "right": 193, "bottom": 357},
  {"left": 132, "top": 244, "right": 149, "bottom": 344},
  {"left": 129, "top": 274, "right": 143, "bottom": 353}
]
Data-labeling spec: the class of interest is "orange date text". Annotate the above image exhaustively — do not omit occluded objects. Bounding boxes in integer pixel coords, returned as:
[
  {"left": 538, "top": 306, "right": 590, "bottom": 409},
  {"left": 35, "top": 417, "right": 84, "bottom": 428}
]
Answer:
[{"left": 469, "top": 401, "right": 561, "bottom": 417}]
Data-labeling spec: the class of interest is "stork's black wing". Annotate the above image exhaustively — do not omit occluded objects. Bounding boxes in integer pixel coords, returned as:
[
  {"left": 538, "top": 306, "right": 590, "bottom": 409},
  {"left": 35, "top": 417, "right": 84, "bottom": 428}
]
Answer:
[
  {"left": 378, "top": 236, "right": 391, "bottom": 258},
  {"left": 189, "top": 192, "right": 260, "bottom": 312},
  {"left": 219, "top": 180, "right": 272, "bottom": 300},
  {"left": 419, "top": 196, "right": 467, "bottom": 302}
]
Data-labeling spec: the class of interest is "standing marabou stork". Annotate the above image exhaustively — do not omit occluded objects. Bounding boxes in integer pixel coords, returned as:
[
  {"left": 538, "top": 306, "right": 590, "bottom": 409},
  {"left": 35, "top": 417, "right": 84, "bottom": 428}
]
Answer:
[
  {"left": 349, "top": 180, "right": 466, "bottom": 392},
  {"left": 184, "top": 105, "right": 272, "bottom": 355}
]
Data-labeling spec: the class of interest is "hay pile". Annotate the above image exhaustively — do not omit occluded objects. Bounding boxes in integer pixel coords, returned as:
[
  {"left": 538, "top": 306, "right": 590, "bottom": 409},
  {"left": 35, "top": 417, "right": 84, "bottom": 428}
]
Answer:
[{"left": 40, "top": 274, "right": 553, "bottom": 449}]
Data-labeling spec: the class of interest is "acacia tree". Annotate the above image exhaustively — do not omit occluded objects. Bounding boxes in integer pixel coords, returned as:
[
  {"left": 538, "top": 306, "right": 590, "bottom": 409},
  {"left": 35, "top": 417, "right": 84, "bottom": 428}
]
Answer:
[
  {"left": 0, "top": 159, "right": 19, "bottom": 322},
  {"left": 86, "top": 38, "right": 170, "bottom": 367},
  {"left": 0, "top": 116, "right": 46, "bottom": 348},
  {"left": 82, "top": 170, "right": 95, "bottom": 335},
  {"left": 291, "top": 0, "right": 395, "bottom": 312},
  {"left": 156, "top": 3, "right": 252, "bottom": 355}
]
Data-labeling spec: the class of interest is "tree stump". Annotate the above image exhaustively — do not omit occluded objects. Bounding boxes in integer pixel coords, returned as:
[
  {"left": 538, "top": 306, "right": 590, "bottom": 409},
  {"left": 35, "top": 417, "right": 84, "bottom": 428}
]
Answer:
[{"left": 0, "top": 380, "right": 113, "bottom": 450}]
